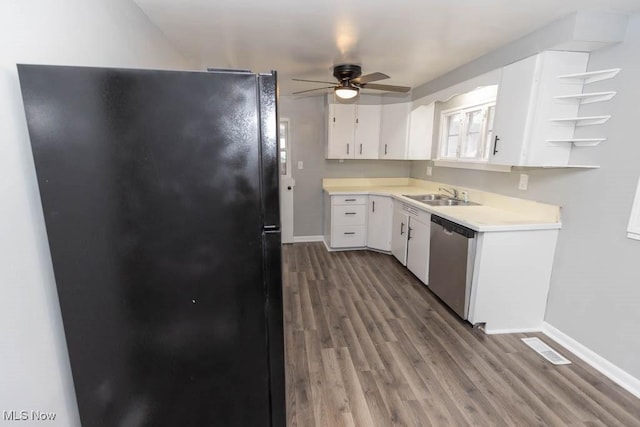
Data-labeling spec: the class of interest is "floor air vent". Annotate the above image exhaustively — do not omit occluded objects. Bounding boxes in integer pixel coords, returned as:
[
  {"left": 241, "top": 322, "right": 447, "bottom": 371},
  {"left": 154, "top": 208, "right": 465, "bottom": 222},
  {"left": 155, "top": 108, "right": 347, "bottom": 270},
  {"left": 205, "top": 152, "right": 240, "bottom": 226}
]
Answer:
[{"left": 521, "top": 337, "right": 571, "bottom": 365}]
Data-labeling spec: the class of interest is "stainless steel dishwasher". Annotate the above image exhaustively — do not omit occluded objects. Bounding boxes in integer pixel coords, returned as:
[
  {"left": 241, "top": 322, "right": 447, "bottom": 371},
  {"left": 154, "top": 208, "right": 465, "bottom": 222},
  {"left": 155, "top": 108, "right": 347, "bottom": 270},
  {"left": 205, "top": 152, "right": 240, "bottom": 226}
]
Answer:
[{"left": 428, "top": 215, "right": 477, "bottom": 319}]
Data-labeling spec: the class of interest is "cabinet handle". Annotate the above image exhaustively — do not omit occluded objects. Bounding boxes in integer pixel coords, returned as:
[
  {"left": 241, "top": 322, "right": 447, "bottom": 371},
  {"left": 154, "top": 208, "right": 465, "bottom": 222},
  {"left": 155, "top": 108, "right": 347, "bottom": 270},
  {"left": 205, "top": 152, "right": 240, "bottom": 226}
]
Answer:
[
  {"left": 345, "top": 212, "right": 357, "bottom": 215},
  {"left": 408, "top": 226, "right": 412, "bottom": 241},
  {"left": 385, "top": 144, "right": 388, "bottom": 155},
  {"left": 400, "top": 222, "right": 405, "bottom": 235},
  {"left": 493, "top": 135, "right": 500, "bottom": 155},
  {"left": 345, "top": 198, "right": 356, "bottom": 202},
  {"left": 372, "top": 200, "right": 375, "bottom": 212},
  {"left": 344, "top": 232, "right": 356, "bottom": 235},
  {"left": 347, "top": 143, "right": 350, "bottom": 155},
  {"left": 360, "top": 144, "right": 362, "bottom": 155}
]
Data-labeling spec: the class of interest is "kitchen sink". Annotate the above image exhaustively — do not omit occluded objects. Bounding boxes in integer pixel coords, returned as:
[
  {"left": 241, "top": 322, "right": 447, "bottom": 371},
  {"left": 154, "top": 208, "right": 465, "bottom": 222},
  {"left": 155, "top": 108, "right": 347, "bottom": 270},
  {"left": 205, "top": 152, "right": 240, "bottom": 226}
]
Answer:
[
  {"left": 403, "top": 194, "right": 449, "bottom": 202},
  {"left": 423, "top": 199, "right": 479, "bottom": 206},
  {"left": 403, "top": 194, "right": 480, "bottom": 206}
]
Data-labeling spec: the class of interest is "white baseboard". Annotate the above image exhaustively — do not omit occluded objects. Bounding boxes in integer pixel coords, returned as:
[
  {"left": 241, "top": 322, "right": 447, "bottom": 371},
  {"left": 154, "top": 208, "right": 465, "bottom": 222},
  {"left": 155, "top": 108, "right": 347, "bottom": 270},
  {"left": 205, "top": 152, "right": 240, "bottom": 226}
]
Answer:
[
  {"left": 483, "top": 326, "right": 542, "bottom": 335},
  {"left": 293, "top": 235, "right": 324, "bottom": 243},
  {"left": 542, "top": 322, "right": 640, "bottom": 399}
]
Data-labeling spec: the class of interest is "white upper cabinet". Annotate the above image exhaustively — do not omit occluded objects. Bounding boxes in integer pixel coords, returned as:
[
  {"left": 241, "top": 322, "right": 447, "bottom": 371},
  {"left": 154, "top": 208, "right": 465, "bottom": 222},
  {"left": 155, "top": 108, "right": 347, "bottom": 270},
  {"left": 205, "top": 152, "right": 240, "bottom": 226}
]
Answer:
[
  {"left": 490, "top": 51, "right": 590, "bottom": 166},
  {"left": 380, "top": 102, "right": 410, "bottom": 159},
  {"left": 326, "top": 95, "right": 434, "bottom": 161},
  {"left": 354, "top": 104, "right": 381, "bottom": 159},
  {"left": 326, "top": 95, "right": 381, "bottom": 159},
  {"left": 327, "top": 100, "right": 356, "bottom": 159},
  {"left": 406, "top": 103, "right": 435, "bottom": 160}
]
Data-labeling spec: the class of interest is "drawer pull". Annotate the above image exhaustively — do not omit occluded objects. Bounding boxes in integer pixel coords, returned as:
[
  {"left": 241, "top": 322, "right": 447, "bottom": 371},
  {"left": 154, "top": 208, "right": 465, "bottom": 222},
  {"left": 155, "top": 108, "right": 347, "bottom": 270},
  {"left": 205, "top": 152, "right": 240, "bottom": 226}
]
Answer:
[
  {"left": 344, "top": 212, "right": 357, "bottom": 215},
  {"left": 344, "top": 232, "right": 356, "bottom": 235},
  {"left": 344, "top": 198, "right": 356, "bottom": 202}
]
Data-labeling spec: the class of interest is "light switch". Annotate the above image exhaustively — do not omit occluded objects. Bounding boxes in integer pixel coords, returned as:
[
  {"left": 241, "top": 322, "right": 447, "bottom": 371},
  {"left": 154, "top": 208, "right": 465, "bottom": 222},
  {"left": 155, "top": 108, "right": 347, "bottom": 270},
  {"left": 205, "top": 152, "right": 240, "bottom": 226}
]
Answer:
[
  {"left": 297, "top": 161, "right": 304, "bottom": 170},
  {"left": 426, "top": 166, "right": 433, "bottom": 176},
  {"left": 518, "top": 174, "right": 529, "bottom": 190}
]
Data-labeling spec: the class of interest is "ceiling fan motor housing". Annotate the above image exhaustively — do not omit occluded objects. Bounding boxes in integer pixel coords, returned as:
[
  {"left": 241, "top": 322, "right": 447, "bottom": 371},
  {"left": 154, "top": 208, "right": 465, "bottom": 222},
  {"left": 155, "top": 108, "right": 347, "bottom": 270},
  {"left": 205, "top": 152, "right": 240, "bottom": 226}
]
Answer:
[{"left": 333, "top": 64, "right": 362, "bottom": 82}]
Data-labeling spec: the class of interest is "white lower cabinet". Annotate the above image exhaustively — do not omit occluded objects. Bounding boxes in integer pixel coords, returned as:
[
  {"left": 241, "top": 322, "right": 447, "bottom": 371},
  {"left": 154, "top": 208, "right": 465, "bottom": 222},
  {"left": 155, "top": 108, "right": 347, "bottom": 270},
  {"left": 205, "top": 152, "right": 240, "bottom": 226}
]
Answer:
[
  {"left": 391, "top": 205, "right": 409, "bottom": 265},
  {"left": 328, "top": 194, "right": 368, "bottom": 248},
  {"left": 467, "top": 229, "right": 559, "bottom": 333},
  {"left": 406, "top": 215, "right": 430, "bottom": 284},
  {"left": 367, "top": 196, "right": 393, "bottom": 251},
  {"left": 324, "top": 191, "right": 559, "bottom": 333},
  {"left": 391, "top": 201, "right": 430, "bottom": 284}
]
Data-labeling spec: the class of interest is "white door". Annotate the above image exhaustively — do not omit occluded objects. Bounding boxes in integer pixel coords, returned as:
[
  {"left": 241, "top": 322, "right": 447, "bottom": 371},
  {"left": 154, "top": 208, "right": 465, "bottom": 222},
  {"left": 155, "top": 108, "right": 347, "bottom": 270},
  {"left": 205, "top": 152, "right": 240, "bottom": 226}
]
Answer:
[
  {"left": 407, "top": 216, "right": 431, "bottom": 285},
  {"left": 391, "top": 208, "right": 409, "bottom": 265},
  {"left": 367, "top": 196, "right": 392, "bottom": 251},
  {"left": 279, "top": 119, "right": 295, "bottom": 244}
]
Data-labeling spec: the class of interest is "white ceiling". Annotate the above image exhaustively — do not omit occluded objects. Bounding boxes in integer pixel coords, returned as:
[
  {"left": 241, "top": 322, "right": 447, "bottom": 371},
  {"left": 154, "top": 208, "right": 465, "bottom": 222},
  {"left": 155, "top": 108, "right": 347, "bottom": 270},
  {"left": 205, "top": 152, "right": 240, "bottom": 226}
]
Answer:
[{"left": 133, "top": 0, "right": 640, "bottom": 95}]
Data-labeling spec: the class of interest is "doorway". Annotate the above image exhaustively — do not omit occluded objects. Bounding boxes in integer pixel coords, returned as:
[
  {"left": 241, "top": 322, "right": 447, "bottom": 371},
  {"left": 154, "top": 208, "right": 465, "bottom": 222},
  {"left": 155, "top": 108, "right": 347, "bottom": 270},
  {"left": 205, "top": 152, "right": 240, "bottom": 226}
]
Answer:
[{"left": 279, "top": 119, "right": 295, "bottom": 243}]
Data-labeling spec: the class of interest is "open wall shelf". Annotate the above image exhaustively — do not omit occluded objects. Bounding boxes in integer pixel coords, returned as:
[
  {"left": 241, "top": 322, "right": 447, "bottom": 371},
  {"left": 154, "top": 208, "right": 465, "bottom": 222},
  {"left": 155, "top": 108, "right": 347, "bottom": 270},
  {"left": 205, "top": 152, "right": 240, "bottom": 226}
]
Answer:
[
  {"left": 554, "top": 91, "right": 616, "bottom": 104},
  {"left": 558, "top": 68, "right": 621, "bottom": 84},
  {"left": 550, "top": 116, "right": 611, "bottom": 126},
  {"left": 546, "top": 138, "right": 606, "bottom": 147}
]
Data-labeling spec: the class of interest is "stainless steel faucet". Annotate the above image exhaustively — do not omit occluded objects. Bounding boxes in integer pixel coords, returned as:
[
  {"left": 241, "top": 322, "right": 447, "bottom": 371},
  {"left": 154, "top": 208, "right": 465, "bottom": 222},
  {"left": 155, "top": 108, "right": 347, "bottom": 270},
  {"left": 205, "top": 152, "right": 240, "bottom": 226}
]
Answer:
[{"left": 439, "top": 186, "right": 459, "bottom": 199}]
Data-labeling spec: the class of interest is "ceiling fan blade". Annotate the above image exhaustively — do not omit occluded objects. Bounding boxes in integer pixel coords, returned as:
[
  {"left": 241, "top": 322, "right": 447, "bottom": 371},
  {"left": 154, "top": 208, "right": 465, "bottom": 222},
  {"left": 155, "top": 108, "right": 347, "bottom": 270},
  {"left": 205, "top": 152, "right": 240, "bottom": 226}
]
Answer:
[
  {"left": 292, "top": 86, "right": 335, "bottom": 95},
  {"left": 352, "top": 72, "right": 389, "bottom": 84},
  {"left": 293, "top": 78, "right": 337, "bottom": 85},
  {"left": 360, "top": 83, "right": 410, "bottom": 93}
]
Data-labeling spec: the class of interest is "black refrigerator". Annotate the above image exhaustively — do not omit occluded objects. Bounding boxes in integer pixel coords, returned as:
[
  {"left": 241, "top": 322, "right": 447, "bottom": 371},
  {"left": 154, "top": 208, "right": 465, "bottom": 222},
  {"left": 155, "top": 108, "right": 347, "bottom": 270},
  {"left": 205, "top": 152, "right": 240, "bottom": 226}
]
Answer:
[{"left": 17, "top": 65, "right": 285, "bottom": 427}]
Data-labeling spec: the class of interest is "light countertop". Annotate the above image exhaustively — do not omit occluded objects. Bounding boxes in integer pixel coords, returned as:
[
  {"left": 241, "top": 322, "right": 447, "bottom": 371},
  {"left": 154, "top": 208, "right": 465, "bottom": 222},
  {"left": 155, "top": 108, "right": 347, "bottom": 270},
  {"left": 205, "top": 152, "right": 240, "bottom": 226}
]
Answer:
[{"left": 323, "top": 179, "right": 562, "bottom": 232}]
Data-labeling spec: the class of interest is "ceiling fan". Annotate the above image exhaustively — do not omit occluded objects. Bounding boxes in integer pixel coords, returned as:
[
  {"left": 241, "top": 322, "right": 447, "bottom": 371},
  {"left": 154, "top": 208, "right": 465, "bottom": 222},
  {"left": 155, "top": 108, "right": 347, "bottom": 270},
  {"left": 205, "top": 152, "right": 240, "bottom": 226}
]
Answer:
[{"left": 293, "top": 64, "right": 410, "bottom": 99}]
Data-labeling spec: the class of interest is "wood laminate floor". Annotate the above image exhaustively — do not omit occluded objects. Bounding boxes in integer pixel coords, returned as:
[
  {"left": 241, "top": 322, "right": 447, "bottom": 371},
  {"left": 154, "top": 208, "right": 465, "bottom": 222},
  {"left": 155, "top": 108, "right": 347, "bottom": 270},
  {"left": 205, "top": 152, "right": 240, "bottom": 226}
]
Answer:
[{"left": 283, "top": 242, "right": 640, "bottom": 427}]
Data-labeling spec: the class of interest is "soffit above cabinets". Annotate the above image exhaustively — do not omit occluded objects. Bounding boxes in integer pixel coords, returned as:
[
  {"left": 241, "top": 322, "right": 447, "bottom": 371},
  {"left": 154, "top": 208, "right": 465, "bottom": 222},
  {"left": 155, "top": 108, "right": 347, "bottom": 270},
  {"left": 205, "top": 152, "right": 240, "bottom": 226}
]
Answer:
[{"left": 132, "top": 0, "right": 637, "bottom": 95}]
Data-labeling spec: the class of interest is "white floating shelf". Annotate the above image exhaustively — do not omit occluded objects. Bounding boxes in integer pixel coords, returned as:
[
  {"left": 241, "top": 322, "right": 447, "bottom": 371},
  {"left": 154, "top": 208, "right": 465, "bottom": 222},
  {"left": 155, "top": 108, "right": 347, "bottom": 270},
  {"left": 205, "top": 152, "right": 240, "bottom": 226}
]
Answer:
[
  {"left": 546, "top": 138, "right": 606, "bottom": 147},
  {"left": 540, "top": 164, "right": 601, "bottom": 169},
  {"left": 558, "top": 68, "right": 620, "bottom": 84},
  {"left": 550, "top": 116, "right": 611, "bottom": 126},
  {"left": 554, "top": 91, "right": 616, "bottom": 104}
]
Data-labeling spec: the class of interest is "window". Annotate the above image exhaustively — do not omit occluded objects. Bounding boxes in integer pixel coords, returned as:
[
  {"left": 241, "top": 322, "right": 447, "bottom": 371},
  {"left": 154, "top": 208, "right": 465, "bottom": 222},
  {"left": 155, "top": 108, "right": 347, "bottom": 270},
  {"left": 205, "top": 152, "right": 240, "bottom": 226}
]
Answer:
[
  {"left": 279, "top": 120, "right": 290, "bottom": 177},
  {"left": 438, "top": 101, "right": 495, "bottom": 162}
]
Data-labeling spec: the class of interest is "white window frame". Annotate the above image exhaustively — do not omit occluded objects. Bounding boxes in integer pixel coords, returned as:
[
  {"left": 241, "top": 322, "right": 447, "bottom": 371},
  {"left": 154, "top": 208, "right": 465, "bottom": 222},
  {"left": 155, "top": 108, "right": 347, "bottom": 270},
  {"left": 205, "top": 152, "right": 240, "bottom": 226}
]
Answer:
[
  {"left": 279, "top": 118, "right": 291, "bottom": 179},
  {"left": 438, "top": 100, "right": 496, "bottom": 162}
]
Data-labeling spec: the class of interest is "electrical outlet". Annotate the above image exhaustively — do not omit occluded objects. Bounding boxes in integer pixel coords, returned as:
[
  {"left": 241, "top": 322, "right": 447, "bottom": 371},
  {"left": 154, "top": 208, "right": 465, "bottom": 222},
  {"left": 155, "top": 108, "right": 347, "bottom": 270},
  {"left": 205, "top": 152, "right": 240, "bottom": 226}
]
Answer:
[
  {"left": 426, "top": 166, "right": 433, "bottom": 176},
  {"left": 297, "top": 161, "right": 304, "bottom": 170},
  {"left": 518, "top": 174, "right": 529, "bottom": 190}
]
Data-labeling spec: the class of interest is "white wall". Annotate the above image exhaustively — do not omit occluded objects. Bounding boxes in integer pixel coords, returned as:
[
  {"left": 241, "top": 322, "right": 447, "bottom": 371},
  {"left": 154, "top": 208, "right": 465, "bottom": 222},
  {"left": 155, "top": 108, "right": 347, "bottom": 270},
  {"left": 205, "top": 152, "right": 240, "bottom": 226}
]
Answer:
[
  {"left": 411, "top": 14, "right": 640, "bottom": 380},
  {"left": 0, "top": 1, "right": 193, "bottom": 425}
]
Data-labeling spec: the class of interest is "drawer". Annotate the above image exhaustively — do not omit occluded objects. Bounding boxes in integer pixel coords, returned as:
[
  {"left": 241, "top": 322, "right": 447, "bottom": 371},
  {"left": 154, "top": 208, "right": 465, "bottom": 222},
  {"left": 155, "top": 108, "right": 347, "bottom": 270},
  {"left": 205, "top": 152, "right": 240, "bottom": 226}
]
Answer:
[
  {"left": 331, "top": 225, "right": 366, "bottom": 248},
  {"left": 332, "top": 205, "right": 367, "bottom": 226},
  {"left": 331, "top": 195, "right": 367, "bottom": 206}
]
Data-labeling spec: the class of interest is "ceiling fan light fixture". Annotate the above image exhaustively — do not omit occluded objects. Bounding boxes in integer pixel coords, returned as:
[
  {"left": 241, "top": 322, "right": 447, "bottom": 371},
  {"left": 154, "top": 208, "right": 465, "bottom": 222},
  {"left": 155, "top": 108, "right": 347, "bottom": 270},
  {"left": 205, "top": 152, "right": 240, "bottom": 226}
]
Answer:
[{"left": 335, "top": 86, "right": 359, "bottom": 99}]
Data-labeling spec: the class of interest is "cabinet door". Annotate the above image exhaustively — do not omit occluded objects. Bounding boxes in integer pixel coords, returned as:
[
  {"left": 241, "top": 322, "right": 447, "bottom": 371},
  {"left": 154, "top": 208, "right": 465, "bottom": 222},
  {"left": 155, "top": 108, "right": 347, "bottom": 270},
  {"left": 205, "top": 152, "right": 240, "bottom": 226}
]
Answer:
[
  {"left": 406, "top": 103, "right": 435, "bottom": 160},
  {"left": 355, "top": 104, "right": 381, "bottom": 159},
  {"left": 380, "top": 102, "right": 410, "bottom": 159},
  {"left": 327, "top": 101, "right": 356, "bottom": 159},
  {"left": 391, "top": 209, "right": 409, "bottom": 265},
  {"left": 406, "top": 216, "right": 430, "bottom": 285},
  {"left": 367, "top": 196, "right": 392, "bottom": 251},
  {"left": 489, "top": 54, "right": 538, "bottom": 166}
]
